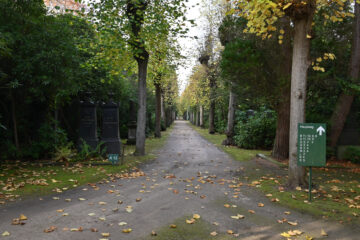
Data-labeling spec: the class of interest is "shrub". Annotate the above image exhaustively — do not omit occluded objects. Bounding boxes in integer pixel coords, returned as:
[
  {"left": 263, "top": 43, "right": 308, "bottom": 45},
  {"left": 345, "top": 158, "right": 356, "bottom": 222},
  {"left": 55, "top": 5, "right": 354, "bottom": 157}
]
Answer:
[
  {"left": 234, "top": 109, "right": 276, "bottom": 149},
  {"left": 342, "top": 146, "right": 360, "bottom": 164}
]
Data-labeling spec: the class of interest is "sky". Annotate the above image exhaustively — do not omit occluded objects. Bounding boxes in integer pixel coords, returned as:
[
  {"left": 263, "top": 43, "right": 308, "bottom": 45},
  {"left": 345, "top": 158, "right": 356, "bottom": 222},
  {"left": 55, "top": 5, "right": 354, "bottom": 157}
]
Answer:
[{"left": 176, "top": 0, "right": 206, "bottom": 94}]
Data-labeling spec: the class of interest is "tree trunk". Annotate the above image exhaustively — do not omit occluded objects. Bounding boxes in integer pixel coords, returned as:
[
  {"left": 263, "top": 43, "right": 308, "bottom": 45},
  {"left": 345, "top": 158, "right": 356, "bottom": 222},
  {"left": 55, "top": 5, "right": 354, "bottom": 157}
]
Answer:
[
  {"left": 11, "top": 90, "right": 19, "bottom": 150},
  {"left": 209, "top": 98, "right": 215, "bottom": 134},
  {"left": 272, "top": 91, "right": 290, "bottom": 159},
  {"left": 222, "top": 84, "right": 236, "bottom": 146},
  {"left": 272, "top": 17, "right": 292, "bottom": 160},
  {"left": 200, "top": 107, "right": 202, "bottom": 127},
  {"left": 329, "top": 1, "right": 360, "bottom": 148},
  {"left": 161, "top": 93, "right": 166, "bottom": 131},
  {"left": 288, "top": 8, "right": 315, "bottom": 188},
  {"left": 135, "top": 58, "right": 148, "bottom": 156},
  {"left": 196, "top": 108, "right": 200, "bottom": 126},
  {"left": 154, "top": 83, "right": 161, "bottom": 138}
]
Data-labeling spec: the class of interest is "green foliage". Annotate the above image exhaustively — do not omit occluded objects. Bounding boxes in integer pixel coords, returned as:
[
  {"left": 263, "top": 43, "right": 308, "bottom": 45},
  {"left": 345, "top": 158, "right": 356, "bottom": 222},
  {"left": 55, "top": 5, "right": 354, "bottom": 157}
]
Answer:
[
  {"left": 234, "top": 109, "right": 276, "bottom": 149},
  {"left": 342, "top": 146, "right": 360, "bottom": 164},
  {"left": 75, "top": 140, "right": 106, "bottom": 162},
  {"left": 53, "top": 142, "right": 76, "bottom": 162}
]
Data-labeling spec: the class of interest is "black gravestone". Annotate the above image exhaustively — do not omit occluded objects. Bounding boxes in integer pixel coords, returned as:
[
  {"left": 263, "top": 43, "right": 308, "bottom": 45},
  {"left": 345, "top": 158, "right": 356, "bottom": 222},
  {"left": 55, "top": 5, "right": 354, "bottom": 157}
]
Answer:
[
  {"left": 127, "top": 100, "right": 137, "bottom": 145},
  {"left": 78, "top": 100, "right": 98, "bottom": 149},
  {"left": 101, "top": 101, "right": 121, "bottom": 154}
]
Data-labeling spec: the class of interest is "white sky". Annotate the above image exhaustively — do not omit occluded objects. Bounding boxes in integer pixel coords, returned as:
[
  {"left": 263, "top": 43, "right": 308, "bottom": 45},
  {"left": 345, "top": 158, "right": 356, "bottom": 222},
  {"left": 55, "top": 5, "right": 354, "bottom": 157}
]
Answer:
[{"left": 176, "top": 0, "right": 206, "bottom": 94}]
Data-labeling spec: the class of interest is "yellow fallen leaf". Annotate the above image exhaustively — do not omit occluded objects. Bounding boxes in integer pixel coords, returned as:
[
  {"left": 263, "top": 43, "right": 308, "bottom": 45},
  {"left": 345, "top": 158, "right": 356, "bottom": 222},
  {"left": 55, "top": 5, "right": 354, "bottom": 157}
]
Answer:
[
  {"left": 280, "top": 232, "right": 291, "bottom": 238},
  {"left": 170, "top": 224, "right": 177, "bottom": 228},
  {"left": 65, "top": 198, "right": 71, "bottom": 202},
  {"left": 231, "top": 214, "right": 245, "bottom": 220},
  {"left": 227, "top": 230, "right": 233, "bottom": 235},
  {"left": 118, "top": 222, "right": 127, "bottom": 226},
  {"left": 321, "top": 229, "right": 328, "bottom": 236},
  {"left": 258, "top": 203, "right": 264, "bottom": 207},
  {"left": 88, "top": 213, "right": 95, "bottom": 216},
  {"left": 102, "top": 233, "right": 110, "bottom": 237},
  {"left": 99, "top": 217, "right": 106, "bottom": 221},
  {"left": 210, "top": 231, "right": 218, "bottom": 236},
  {"left": 78, "top": 198, "right": 86, "bottom": 201},
  {"left": 224, "top": 204, "right": 230, "bottom": 208},
  {"left": 19, "top": 214, "right": 27, "bottom": 220},
  {"left": 186, "top": 218, "right": 195, "bottom": 224},
  {"left": 56, "top": 209, "right": 64, "bottom": 213},
  {"left": 122, "top": 228, "right": 132, "bottom": 233},
  {"left": 99, "top": 202, "right": 107, "bottom": 205},
  {"left": 2, "top": 231, "right": 10, "bottom": 237},
  {"left": 284, "top": 211, "right": 291, "bottom": 215},
  {"left": 288, "top": 221, "right": 298, "bottom": 226},
  {"left": 62, "top": 213, "right": 69, "bottom": 216},
  {"left": 193, "top": 214, "right": 200, "bottom": 219},
  {"left": 151, "top": 230, "right": 157, "bottom": 236},
  {"left": 283, "top": 2, "right": 292, "bottom": 10}
]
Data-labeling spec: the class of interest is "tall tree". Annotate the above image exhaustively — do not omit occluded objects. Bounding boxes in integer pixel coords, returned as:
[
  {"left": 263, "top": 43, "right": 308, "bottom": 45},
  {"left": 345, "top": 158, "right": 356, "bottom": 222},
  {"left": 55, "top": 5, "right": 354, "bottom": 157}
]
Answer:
[
  {"left": 232, "top": 0, "right": 351, "bottom": 187},
  {"left": 329, "top": 0, "right": 360, "bottom": 148}
]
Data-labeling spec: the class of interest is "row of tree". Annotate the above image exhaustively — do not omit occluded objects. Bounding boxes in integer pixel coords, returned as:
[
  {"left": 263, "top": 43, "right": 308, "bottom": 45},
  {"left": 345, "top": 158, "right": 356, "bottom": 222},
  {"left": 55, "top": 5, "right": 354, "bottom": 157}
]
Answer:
[
  {"left": 179, "top": 0, "right": 360, "bottom": 188},
  {"left": 0, "top": 0, "right": 187, "bottom": 160}
]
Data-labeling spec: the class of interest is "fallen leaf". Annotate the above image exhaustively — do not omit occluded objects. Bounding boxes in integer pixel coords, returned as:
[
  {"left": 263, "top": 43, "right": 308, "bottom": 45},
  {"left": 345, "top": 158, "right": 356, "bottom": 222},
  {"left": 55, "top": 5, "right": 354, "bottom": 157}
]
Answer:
[
  {"left": 56, "top": 209, "right": 64, "bottom": 213},
  {"left": 321, "top": 229, "right": 328, "bottom": 236},
  {"left": 224, "top": 204, "right": 230, "bottom": 208},
  {"left": 99, "top": 201, "right": 107, "bottom": 205},
  {"left": 151, "top": 230, "right": 157, "bottom": 236},
  {"left": 210, "top": 231, "right": 218, "bottom": 236},
  {"left": 88, "top": 213, "right": 96, "bottom": 216},
  {"left": 65, "top": 198, "right": 71, "bottom": 202},
  {"left": 125, "top": 206, "right": 133, "bottom": 213},
  {"left": 200, "top": 195, "right": 206, "bottom": 199},
  {"left": 2, "top": 231, "right": 10, "bottom": 237},
  {"left": 91, "top": 228, "right": 98, "bottom": 232},
  {"left": 186, "top": 218, "right": 195, "bottom": 224},
  {"left": 231, "top": 214, "right": 245, "bottom": 220},
  {"left": 212, "top": 222, "right": 219, "bottom": 226},
  {"left": 118, "top": 200, "right": 123, "bottom": 204},
  {"left": 136, "top": 198, "right": 142, "bottom": 202},
  {"left": 99, "top": 217, "right": 106, "bottom": 221},
  {"left": 227, "top": 230, "right": 234, "bottom": 235},
  {"left": 193, "top": 214, "right": 200, "bottom": 219},
  {"left": 118, "top": 222, "right": 127, "bottom": 226},
  {"left": 53, "top": 197, "right": 60, "bottom": 200},
  {"left": 288, "top": 221, "right": 298, "bottom": 226},
  {"left": 173, "top": 189, "right": 179, "bottom": 194},
  {"left": 44, "top": 226, "right": 57, "bottom": 233},
  {"left": 102, "top": 233, "right": 110, "bottom": 237},
  {"left": 248, "top": 210, "right": 255, "bottom": 214},
  {"left": 258, "top": 203, "right": 264, "bottom": 207},
  {"left": 19, "top": 214, "right": 27, "bottom": 220},
  {"left": 170, "top": 224, "right": 177, "bottom": 228},
  {"left": 78, "top": 198, "right": 86, "bottom": 201},
  {"left": 284, "top": 211, "right": 291, "bottom": 215},
  {"left": 62, "top": 213, "right": 69, "bottom": 216},
  {"left": 122, "top": 228, "right": 132, "bottom": 233}
]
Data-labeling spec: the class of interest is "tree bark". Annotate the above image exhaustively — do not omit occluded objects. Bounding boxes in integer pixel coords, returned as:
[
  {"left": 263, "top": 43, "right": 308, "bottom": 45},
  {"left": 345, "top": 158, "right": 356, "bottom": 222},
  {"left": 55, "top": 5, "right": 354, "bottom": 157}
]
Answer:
[
  {"left": 11, "top": 90, "right": 19, "bottom": 150},
  {"left": 208, "top": 77, "right": 216, "bottom": 134},
  {"left": 222, "top": 84, "right": 236, "bottom": 146},
  {"left": 154, "top": 83, "right": 161, "bottom": 138},
  {"left": 199, "top": 105, "right": 204, "bottom": 128},
  {"left": 329, "top": 1, "right": 360, "bottom": 148},
  {"left": 288, "top": 6, "right": 315, "bottom": 188},
  {"left": 135, "top": 58, "right": 148, "bottom": 156},
  {"left": 272, "top": 91, "right": 290, "bottom": 159},
  {"left": 161, "top": 93, "right": 166, "bottom": 131}
]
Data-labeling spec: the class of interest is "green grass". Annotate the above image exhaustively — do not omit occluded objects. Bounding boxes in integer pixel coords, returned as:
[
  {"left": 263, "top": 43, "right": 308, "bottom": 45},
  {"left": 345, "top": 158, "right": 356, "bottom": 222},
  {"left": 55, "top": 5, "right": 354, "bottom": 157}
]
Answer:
[
  {"left": 0, "top": 128, "right": 172, "bottom": 202},
  {"left": 189, "top": 122, "right": 360, "bottom": 224},
  {"left": 189, "top": 124, "right": 271, "bottom": 162},
  {"left": 142, "top": 216, "right": 235, "bottom": 240}
]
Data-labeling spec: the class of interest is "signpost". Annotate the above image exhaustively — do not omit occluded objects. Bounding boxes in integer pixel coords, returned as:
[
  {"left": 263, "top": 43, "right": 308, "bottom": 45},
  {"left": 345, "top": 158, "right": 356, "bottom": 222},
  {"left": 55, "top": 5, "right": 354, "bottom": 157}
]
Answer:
[
  {"left": 108, "top": 154, "right": 119, "bottom": 165},
  {"left": 297, "top": 123, "right": 326, "bottom": 202}
]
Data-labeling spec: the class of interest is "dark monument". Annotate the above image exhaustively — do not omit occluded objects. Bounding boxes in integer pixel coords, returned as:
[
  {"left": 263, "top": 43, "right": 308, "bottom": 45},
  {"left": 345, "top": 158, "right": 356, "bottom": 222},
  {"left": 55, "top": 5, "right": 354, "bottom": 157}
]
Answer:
[
  {"left": 127, "top": 100, "right": 137, "bottom": 145},
  {"left": 78, "top": 100, "right": 98, "bottom": 149},
  {"left": 101, "top": 100, "right": 121, "bottom": 155}
]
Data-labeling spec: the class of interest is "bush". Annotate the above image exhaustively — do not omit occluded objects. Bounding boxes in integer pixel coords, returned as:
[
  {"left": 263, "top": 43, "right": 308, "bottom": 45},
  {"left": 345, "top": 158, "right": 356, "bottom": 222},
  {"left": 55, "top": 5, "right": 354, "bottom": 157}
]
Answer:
[
  {"left": 75, "top": 140, "right": 106, "bottom": 162},
  {"left": 342, "top": 146, "right": 360, "bottom": 164},
  {"left": 234, "top": 109, "right": 276, "bottom": 149}
]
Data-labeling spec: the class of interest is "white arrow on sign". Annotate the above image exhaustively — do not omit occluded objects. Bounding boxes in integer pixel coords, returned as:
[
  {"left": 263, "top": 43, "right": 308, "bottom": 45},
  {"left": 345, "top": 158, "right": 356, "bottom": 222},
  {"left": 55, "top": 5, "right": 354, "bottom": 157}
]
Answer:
[{"left": 316, "top": 126, "right": 325, "bottom": 136}]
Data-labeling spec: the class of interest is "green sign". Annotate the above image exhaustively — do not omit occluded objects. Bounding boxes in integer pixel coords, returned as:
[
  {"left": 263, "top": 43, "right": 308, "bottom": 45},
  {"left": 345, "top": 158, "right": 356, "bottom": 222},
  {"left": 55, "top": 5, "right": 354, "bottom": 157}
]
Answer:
[
  {"left": 108, "top": 154, "right": 119, "bottom": 165},
  {"left": 297, "top": 123, "right": 326, "bottom": 167}
]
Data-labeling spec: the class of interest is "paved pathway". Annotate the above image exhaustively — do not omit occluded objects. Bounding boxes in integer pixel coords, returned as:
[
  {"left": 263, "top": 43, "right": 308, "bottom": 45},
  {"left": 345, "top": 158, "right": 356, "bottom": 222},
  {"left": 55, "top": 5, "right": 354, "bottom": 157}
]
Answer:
[{"left": 0, "top": 121, "right": 358, "bottom": 239}]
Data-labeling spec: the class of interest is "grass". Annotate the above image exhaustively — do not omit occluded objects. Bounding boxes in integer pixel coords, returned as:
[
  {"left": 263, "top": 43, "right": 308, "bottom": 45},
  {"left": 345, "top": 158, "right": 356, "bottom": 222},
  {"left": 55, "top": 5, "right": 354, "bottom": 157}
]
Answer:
[
  {"left": 0, "top": 128, "right": 172, "bottom": 203},
  {"left": 189, "top": 124, "right": 271, "bottom": 162},
  {"left": 190, "top": 122, "right": 360, "bottom": 224},
  {"left": 141, "top": 216, "right": 235, "bottom": 240}
]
